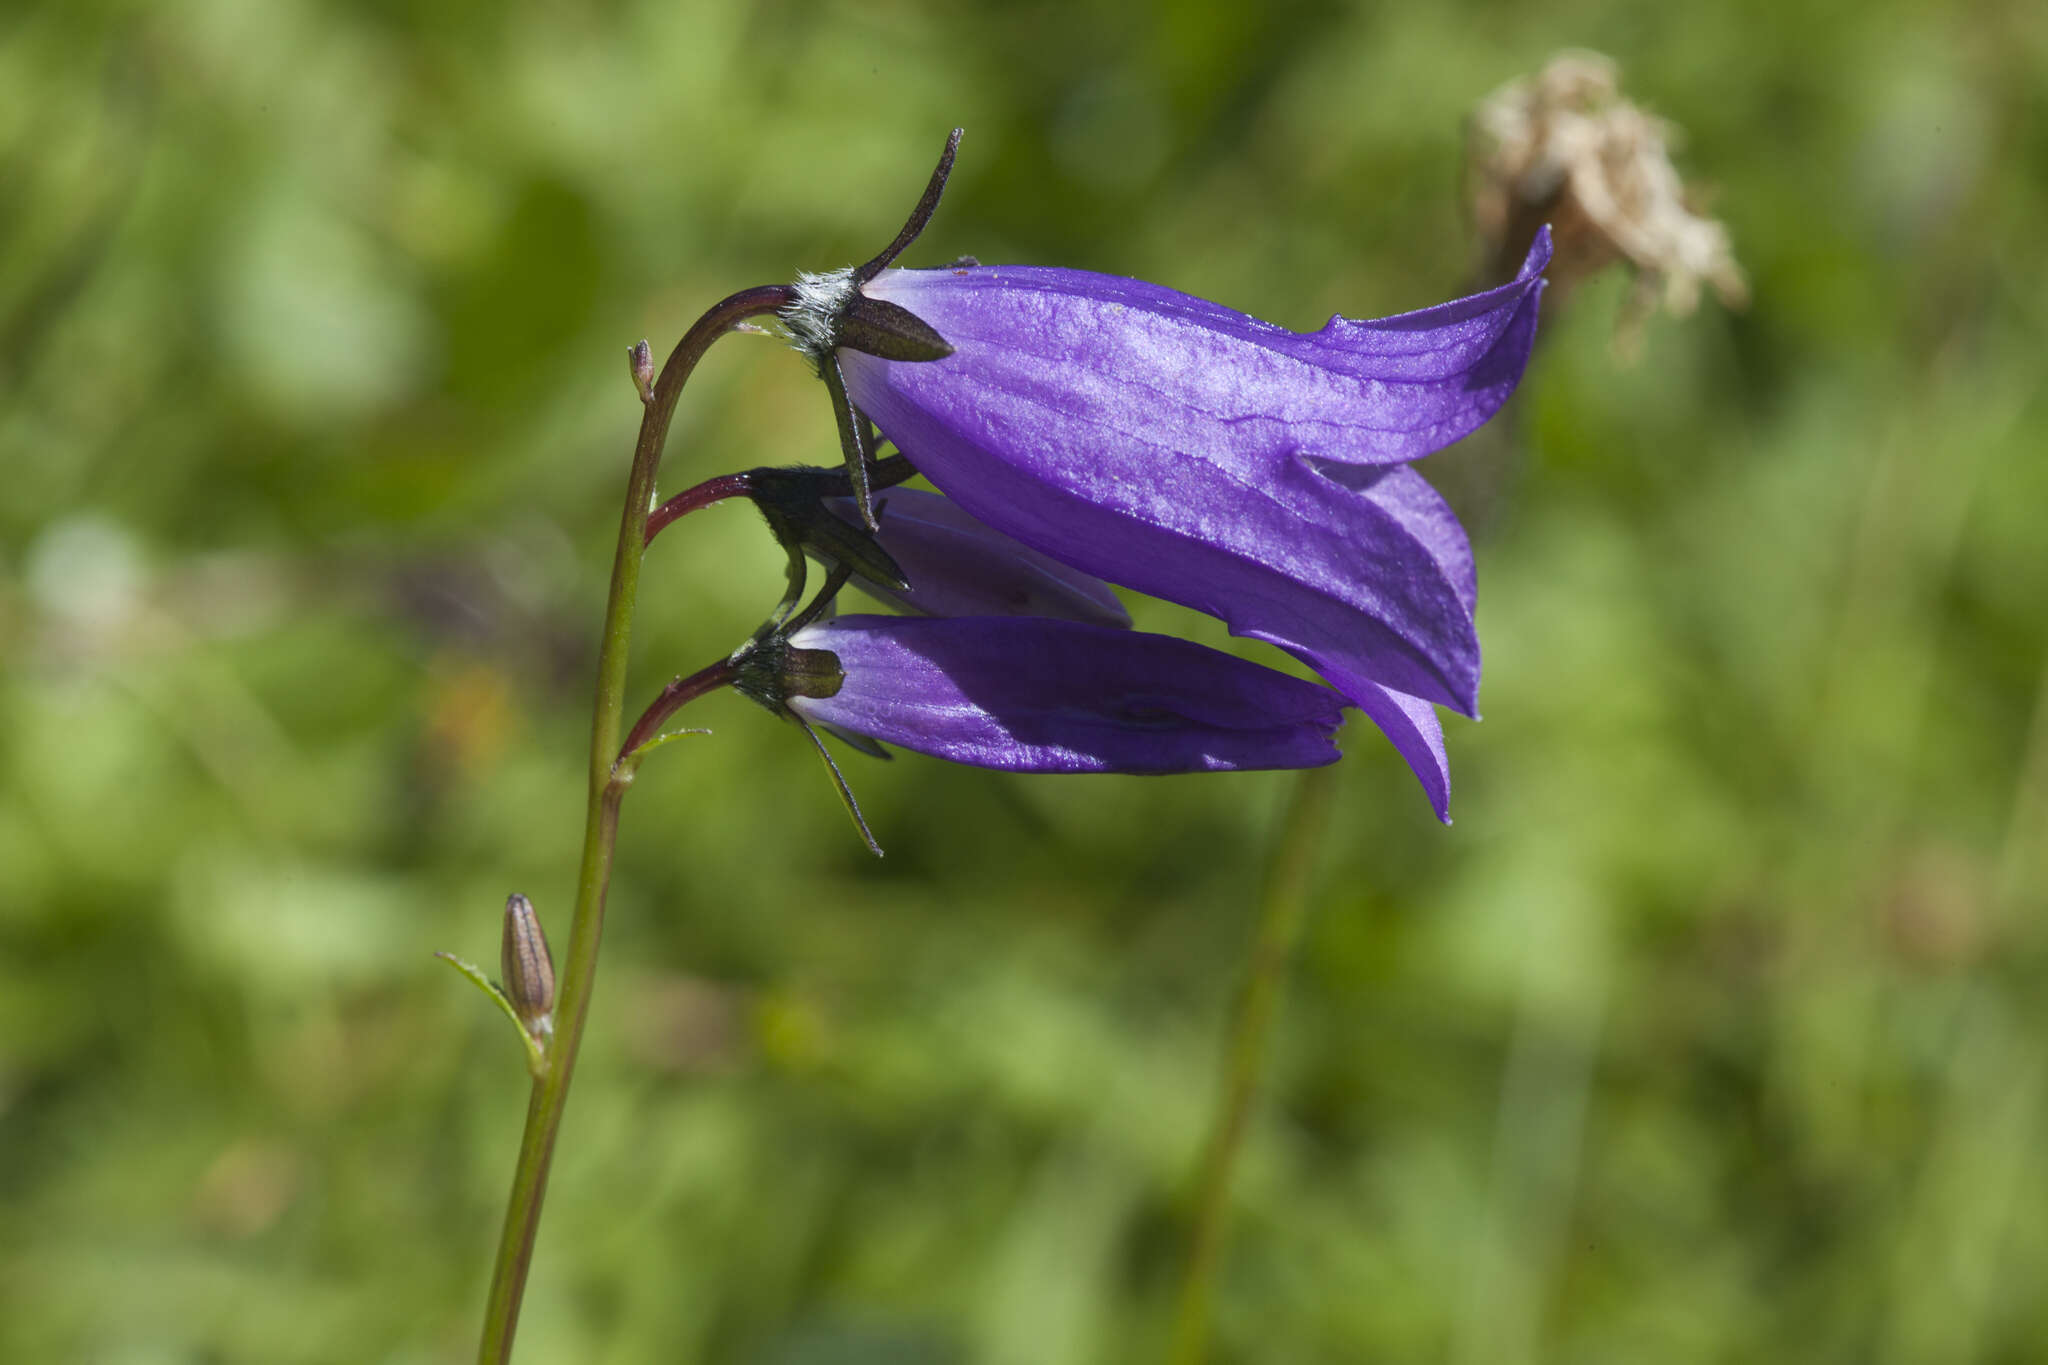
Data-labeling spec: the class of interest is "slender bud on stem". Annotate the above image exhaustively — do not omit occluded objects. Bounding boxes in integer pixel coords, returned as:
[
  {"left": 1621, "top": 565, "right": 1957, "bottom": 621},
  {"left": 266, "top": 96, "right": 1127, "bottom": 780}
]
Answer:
[
  {"left": 500, "top": 894, "right": 557, "bottom": 1042},
  {"left": 628, "top": 339, "right": 656, "bottom": 405}
]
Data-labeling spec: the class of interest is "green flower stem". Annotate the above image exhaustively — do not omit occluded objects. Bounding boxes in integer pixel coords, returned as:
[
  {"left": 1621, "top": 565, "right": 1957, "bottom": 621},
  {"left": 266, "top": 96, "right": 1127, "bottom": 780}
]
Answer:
[
  {"left": 474, "top": 283, "right": 794, "bottom": 1365},
  {"left": 1168, "top": 763, "right": 1336, "bottom": 1365},
  {"left": 615, "top": 658, "right": 739, "bottom": 762}
]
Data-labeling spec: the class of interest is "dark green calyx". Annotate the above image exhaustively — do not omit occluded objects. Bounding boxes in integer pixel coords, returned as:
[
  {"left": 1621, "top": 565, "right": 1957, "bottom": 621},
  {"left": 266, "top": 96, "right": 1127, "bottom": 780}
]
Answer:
[
  {"left": 835, "top": 295, "right": 954, "bottom": 363},
  {"left": 780, "top": 645, "right": 845, "bottom": 700},
  {"left": 748, "top": 460, "right": 918, "bottom": 591},
  {"left": 732, "top": 637, "right": 844, "bottom": 713}
]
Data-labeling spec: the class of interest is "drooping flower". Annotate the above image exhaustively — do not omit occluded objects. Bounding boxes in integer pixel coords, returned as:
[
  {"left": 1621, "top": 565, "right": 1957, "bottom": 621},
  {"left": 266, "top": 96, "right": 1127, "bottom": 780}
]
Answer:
[
  {"left": 775, "top": 131, "right": 1548, "bottom": 821},
  {"left": 740, "top": 613, "right": 1347, "bottom": 775},
  {"left": 826, "top": 233, "right": 1548, "bottom": 725}
]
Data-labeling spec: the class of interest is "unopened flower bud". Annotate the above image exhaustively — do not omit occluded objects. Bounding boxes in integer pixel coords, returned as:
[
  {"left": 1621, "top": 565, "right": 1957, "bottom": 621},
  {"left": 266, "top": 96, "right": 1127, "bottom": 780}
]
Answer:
[
  {"left": 627, "top": 339, "right": 656, "bottom": 404},
  {"left": 500, "top": 893, "right": 556, "bottom": 1040}
]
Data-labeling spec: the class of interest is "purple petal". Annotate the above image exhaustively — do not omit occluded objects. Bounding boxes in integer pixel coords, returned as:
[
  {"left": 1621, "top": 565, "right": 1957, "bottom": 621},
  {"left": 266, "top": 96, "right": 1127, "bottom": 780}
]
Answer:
[
  {"left": 1345, "top": 678, "right": 1453, "bottom": 823},
  {"left": 787, "top": 614, "right": 1346, "bottom": 773},
  {"left": 824, "top": 488, "right": 1131, "bottom": 627},
  {"left": 854, "top": 228, "right": 1549, "bottom": 476},
  {"left": 834, "top": 396, "right": 1487, "bottom": 713},
  {"left": 837, "top": 237, "right": 1543, "bottom": 716}
]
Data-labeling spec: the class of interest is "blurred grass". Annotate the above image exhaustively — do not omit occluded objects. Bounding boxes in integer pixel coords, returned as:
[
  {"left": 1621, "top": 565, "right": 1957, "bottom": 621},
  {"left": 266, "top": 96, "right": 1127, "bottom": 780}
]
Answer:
[{"left": 4, "top": 0, "right": 2047, "bottom": 1361}]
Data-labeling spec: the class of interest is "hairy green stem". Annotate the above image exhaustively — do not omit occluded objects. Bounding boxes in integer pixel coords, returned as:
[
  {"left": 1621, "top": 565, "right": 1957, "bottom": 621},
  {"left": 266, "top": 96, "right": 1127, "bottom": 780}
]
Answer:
[
  {"left": 1168, "top": 764, "right": 1337, "bottom": 1365},
  {"left": 474, "top": 284, "right": 793, "bottom": 1365}
]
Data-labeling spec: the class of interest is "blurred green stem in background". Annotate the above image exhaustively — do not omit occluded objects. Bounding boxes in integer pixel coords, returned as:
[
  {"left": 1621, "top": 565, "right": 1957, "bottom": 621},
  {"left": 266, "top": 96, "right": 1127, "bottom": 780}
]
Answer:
[
  {"left": 1168, "top": 763, "right": 1337, "bottom": 1365},
  {"left": 474, "top": 284, "right": 795, "bottom": 1365}
]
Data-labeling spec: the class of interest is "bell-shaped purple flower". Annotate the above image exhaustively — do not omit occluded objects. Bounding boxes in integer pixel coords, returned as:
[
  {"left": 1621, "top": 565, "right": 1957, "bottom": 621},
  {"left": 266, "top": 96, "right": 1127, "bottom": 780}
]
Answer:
[
  {"left": 773, "top": 614, "right": 1347, "bottom": 774},
  {"left": 825, "top": 488, "right": 1131, "bottom": 627},
  {"left": 831, "top": 232, "right": 1550, "bottom": 723}
]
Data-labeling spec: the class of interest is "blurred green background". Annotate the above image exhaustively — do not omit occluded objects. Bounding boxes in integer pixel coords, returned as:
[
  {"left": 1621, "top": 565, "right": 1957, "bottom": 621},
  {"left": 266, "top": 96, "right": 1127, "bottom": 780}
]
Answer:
[{"left": 4, "top": 0, "right": 2046, "bottom": 1361}]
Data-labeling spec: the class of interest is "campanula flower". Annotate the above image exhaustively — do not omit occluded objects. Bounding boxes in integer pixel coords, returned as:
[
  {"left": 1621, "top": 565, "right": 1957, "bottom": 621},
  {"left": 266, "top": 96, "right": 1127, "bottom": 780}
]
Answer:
[
  {"left": 747, "top": 614, "right": 1347, "bottom": 775},
  {"left": 776, "top": 131, "right": 1548, "bottom": 820},
  {"left": 824, "top": 231, "right": 1550, "bottom": 722}
]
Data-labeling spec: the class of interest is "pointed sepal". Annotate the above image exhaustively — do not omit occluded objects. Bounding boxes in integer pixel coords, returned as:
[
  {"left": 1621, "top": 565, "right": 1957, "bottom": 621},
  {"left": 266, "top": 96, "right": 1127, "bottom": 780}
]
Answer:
[
  {"left": 836, "top": 296, "right": 953, "bottom": 363},
  {"left": 435, "top": 948, "right": 549, "bottom": 1079}
]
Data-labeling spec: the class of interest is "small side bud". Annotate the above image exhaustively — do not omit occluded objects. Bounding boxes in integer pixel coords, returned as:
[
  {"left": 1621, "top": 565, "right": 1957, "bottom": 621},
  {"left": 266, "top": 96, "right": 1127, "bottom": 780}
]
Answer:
[
  {"left": 501, "top": 893, "right": 556, "bottom": 1041},
  {"left": 628, "top": 339, "right": 656, "bottom": 404}
]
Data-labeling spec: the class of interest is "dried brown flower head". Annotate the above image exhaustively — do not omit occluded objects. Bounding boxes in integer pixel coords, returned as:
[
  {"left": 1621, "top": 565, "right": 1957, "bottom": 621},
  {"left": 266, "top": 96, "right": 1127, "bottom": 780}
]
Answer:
[{"left": 1469, "top": 50, "right": 1747, "bottom": 350}]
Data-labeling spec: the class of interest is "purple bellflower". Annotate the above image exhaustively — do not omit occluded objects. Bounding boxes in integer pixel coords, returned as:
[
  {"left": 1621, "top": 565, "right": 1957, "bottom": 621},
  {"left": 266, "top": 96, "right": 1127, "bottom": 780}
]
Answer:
[
  {"left": 775, "top": 132, "right": 1548, "bottom": 822},
  {"left": 747, "top": 614, "right": 1347, "bottom": 776},
  {"left": 825, "top": 235, "right": 1549, "bottom": 725}
]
